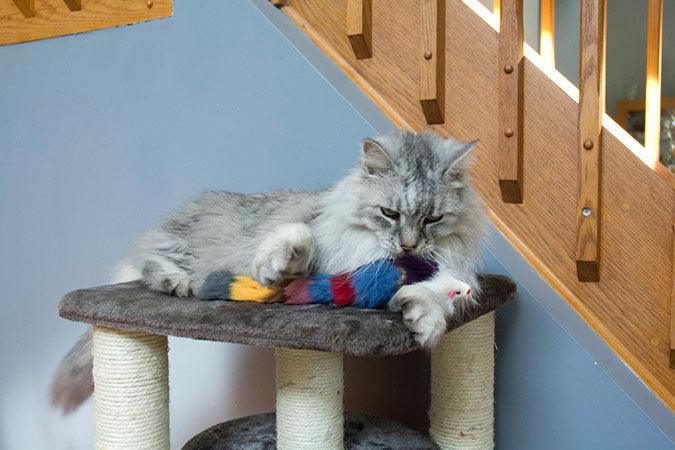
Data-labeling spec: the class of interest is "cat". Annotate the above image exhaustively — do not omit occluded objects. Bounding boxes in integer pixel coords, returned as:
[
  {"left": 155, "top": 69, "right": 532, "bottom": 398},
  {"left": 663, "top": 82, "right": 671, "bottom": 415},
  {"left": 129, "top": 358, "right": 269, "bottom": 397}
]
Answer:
[{"left": 51, "top": 130, "right": 486, "bottom": 413}]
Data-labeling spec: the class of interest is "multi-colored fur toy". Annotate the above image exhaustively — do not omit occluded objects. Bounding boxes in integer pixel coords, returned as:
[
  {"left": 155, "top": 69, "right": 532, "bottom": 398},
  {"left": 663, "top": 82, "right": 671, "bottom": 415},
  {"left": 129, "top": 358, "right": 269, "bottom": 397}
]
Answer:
[{"left": 198, "top": 255, "right": 439, "bottom": 308}]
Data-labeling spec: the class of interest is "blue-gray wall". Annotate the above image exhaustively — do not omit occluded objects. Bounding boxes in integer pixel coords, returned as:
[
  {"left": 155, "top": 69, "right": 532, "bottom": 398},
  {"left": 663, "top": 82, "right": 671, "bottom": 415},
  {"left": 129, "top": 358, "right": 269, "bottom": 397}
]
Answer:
[
  {"left": 1, "top": 1, "right": 375, "bottom": 448},
  {"left": 0, "top": 0, "right": 671, "bottom": 448},
  {"left": 484, "top": 253, "right": 673, "bottom": 449}
]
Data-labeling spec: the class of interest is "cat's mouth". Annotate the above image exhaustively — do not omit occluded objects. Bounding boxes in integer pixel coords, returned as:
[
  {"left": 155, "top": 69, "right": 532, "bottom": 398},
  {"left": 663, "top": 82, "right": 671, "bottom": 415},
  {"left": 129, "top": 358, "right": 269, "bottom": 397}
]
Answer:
[
  {"left": 398, "top": 245, "right": 433, "bottom": 259},
  {"left": 381, "top": 240, "right": 430, "bottom": 259},
  {"left": 397, "top": 243, "right": 431, "bottom": 257},
  {"left": 396, "top": 248, "right": 424, "bottom": 257}
]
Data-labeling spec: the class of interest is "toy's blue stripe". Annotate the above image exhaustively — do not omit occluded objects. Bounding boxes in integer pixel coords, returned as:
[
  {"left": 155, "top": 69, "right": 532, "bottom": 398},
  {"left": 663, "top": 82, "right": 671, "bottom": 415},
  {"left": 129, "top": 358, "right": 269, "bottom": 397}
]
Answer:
[
  {"left": 352, "top": 260, "right": 402, "bottom": 308},
  {"left": 308, "top": 274, "right": 334, "bottom": 304}
]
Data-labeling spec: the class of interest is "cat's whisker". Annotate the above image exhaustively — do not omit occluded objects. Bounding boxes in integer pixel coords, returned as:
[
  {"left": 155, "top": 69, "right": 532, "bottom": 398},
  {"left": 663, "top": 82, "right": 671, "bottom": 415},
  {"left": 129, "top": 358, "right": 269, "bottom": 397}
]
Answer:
[{"left": 431, "top": 248, "right": 472, "bottom": 267}]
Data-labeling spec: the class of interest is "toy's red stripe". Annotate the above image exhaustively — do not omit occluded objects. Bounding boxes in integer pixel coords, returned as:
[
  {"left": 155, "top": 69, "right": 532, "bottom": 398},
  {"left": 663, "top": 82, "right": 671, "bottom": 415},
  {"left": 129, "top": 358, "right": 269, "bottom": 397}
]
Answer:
[{"left": 330, "top": 273, "right": 355, "bottom": 306}]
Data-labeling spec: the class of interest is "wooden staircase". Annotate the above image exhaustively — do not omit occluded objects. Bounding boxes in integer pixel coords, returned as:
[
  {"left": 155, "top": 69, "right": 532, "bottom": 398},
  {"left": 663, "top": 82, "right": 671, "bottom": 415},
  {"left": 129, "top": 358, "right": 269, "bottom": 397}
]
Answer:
[{"left": 274, "top": 0, "right": 675, "bottom": 410}]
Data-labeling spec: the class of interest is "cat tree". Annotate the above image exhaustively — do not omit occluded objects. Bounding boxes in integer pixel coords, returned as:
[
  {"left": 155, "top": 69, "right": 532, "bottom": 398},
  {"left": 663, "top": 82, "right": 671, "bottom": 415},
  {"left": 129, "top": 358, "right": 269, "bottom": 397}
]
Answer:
[{"left": 59, "top": 274, "right": 515, "bottom": 449}]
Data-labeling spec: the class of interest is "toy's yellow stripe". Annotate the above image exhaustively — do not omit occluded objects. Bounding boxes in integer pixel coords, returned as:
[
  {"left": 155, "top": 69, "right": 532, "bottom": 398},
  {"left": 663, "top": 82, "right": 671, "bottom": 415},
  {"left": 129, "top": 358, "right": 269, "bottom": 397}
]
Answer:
[{"left": 229, "top": 275, "right": 282, "bottom": 303}]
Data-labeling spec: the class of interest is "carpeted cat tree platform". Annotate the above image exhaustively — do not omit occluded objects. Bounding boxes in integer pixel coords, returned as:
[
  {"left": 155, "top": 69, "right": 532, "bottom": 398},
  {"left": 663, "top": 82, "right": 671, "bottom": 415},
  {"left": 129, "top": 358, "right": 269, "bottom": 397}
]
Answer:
[{"left": 59, "top": 274, "right": 516, "bottom": 449}]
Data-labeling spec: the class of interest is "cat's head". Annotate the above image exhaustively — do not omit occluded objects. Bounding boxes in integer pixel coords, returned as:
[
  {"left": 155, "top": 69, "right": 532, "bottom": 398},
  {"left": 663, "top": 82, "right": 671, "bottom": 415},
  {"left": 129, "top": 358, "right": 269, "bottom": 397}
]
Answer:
[{"left": 348, "top": 130, "right": 479, "bottom": 258}]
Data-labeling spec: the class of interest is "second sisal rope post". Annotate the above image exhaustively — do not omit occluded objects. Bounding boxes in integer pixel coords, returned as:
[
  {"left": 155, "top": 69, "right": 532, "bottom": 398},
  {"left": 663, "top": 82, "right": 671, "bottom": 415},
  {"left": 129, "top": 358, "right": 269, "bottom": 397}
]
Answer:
[
  {"left": 429, "top": 312, "right": 495, "bottom": 449},
  {"left": 276, "top": 348, "right": 344, "bottom": 449},
  {"left": 92, "top": 327, "right": 170, "bottom": 450}
]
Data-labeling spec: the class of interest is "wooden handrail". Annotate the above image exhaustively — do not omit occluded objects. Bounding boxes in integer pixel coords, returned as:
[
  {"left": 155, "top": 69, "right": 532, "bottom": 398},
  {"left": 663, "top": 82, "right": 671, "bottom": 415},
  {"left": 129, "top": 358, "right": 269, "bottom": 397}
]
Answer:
[
  {"left": 645, "top": 0, "right": 663, "bottom": 170},
  {"left": 1, "top": 0, "right": 172, "bottom": 46},
  {"left": 497, "top": 0, "right": 524, "bottom": 203},
  {"left": 575, "top": 0, "right": 606, "bottom": 282}
]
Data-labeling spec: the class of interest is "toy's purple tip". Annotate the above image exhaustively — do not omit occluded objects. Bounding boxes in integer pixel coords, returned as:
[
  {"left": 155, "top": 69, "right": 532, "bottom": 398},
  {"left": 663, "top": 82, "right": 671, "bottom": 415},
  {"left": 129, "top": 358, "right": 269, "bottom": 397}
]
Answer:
[{"left": 393, "top": 255, "right": 438, "bottom": 285}]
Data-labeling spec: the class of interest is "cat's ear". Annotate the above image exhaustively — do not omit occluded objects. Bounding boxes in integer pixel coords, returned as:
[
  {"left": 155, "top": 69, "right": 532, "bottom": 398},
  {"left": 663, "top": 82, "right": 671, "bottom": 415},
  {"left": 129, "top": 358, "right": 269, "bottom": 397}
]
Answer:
[
  {"left": 361, "top": 138, "right": 395, "bottom": 176},
  {"left": 449, "top": 139, "right": 478, "bottom": 166},
  {"left": 445, "top": 139, "right": 478, "bottom": 179}
]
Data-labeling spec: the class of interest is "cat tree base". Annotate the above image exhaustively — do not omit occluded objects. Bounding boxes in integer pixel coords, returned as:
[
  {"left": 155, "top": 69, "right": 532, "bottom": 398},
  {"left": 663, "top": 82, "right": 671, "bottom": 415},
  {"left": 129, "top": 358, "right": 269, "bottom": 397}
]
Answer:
[
  {"left": 60, "top": 275, "right": 515, "bottom": 449},
  {"left": 182, "top": 412, "right": 438, "bottom": 449}
]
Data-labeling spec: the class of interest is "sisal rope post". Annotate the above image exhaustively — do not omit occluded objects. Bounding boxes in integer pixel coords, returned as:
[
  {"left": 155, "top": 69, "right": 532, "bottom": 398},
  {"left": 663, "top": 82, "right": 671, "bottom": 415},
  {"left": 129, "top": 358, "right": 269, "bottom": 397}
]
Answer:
[
  {"left": 429, "top": 312, "right": 495, "bottom": 450},
  {"left": 276, "top": 348, "right": 344, "bottom": 449},
  {"left": 92, "top": 327, "right": 170, "bottom": 450}
]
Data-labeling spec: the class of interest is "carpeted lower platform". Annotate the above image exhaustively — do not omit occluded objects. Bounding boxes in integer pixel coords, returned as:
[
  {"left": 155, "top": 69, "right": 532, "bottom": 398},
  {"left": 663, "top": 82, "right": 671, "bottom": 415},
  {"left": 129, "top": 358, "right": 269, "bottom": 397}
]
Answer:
[
  {"left": 58, "top": 274, "right": 516, "bottom": 356},
  {"left": 181, "top": 412, "right": 439, "bottom": 449}
]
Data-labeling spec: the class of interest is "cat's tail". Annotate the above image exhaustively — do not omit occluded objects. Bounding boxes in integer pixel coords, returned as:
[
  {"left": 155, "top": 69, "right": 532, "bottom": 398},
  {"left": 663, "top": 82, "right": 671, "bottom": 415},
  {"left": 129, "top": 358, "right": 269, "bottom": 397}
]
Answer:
[
  {"left": 50, "top": 331, "right": 94, "bottom": 414},
  {"left": 51, "top": 261, "right": 141, "bottom": 414}
]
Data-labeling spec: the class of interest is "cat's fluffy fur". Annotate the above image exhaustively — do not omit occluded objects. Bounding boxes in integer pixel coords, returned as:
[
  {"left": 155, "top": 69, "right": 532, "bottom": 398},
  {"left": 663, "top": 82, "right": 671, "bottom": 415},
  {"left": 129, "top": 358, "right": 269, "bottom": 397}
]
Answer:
[{"left": 51, "top": 130, "right": 486, "bottom": 413}]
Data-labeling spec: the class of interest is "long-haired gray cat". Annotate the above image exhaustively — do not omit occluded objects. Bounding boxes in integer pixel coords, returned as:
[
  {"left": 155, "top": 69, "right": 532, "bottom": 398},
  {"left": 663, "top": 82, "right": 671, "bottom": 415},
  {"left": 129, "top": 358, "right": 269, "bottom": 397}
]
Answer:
[{"left": 51, "top": 130, "right": 486, "bottom": 413}]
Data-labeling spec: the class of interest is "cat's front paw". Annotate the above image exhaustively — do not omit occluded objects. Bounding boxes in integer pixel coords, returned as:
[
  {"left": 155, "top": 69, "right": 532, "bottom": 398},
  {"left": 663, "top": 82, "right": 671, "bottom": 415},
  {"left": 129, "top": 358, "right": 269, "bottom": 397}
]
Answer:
[
  {"left": 252, "top": 223, "right": 314, "bottom": 285},
  {"left": 149, "top": 273, "right": 195, "bottom": 297},
  {"left": 389, "top": 285, "right": 447, "bottom": 348}
]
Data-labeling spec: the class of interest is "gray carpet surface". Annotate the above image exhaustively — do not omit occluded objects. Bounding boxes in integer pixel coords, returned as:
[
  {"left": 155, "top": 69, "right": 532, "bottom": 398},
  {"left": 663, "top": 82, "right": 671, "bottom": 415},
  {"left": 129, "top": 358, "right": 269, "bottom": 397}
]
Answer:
[{"left": 59, "top": 274, "right": 515, "bottom": 356}]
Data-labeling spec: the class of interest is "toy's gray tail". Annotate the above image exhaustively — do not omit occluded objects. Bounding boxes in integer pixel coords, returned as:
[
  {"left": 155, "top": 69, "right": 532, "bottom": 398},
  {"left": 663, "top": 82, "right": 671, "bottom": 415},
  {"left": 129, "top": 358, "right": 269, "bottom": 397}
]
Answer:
[{"left": 50, "top": 330, "right": 94, "bottom": 414}]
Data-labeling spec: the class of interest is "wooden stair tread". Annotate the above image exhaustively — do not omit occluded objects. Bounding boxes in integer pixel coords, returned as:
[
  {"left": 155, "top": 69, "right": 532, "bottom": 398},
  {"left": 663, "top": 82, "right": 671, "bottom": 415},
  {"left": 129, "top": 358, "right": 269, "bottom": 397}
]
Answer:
[{"left": 58, "top": 274, "right": 515, "bottom": 356}]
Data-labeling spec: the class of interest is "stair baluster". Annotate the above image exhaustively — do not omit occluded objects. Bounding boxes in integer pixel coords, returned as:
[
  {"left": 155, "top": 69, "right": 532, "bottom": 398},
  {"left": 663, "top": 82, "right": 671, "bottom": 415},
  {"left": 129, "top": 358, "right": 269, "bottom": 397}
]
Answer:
[
  {"left": 347, "top": 0, "right": 372, "bottom": 60},
  {"left": 575, "top": 0, "right": 606, "bottom": 282},
  {"left": 540, "top": 0, "right": 555, "bottom": 67},
  {"left": 497, "top": 0, "right": 524, "bottom": 204},
  {"left": 419, "top": 0, "right": 445, "bottom": 125},
  {"left": 11, "top": 0, "right": 35, "bottom": 18},
  {"left": 645, "top": 0, "right": 663, "bottom": 169}
]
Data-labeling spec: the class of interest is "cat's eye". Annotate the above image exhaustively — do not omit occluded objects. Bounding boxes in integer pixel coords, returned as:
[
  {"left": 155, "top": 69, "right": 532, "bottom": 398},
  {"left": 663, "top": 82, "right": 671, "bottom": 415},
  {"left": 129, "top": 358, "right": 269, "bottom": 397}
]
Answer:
[
  {"left": 380, "top": 207, "right": 400, "bottom": 220},
  {"left": 423, "top": 214, "right": 443, "bottom": 225}
]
